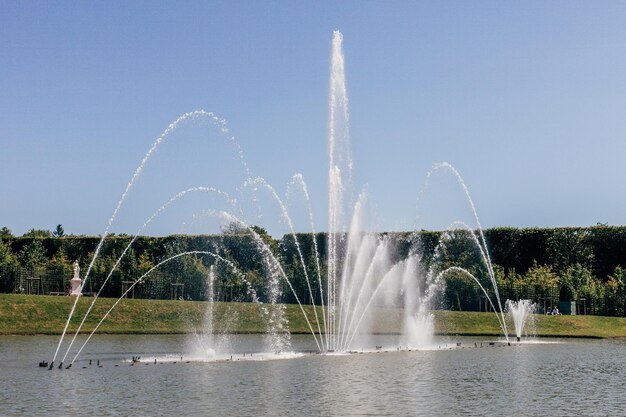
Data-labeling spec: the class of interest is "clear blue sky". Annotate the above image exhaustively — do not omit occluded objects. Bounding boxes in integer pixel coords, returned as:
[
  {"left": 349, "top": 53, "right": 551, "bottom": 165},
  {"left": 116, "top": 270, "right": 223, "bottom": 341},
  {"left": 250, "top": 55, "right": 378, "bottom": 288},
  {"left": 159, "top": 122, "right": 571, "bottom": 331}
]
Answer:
[{"left": 2, "top": 1, "right": 626, "bottom": 236}]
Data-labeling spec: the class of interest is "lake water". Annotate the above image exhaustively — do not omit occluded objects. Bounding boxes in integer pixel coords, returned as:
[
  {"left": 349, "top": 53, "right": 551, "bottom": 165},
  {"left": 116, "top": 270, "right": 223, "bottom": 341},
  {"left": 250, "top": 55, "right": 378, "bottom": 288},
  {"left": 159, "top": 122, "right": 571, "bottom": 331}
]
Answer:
[{"left": 1, "top": 334, "right": 625, "bottom": 416}]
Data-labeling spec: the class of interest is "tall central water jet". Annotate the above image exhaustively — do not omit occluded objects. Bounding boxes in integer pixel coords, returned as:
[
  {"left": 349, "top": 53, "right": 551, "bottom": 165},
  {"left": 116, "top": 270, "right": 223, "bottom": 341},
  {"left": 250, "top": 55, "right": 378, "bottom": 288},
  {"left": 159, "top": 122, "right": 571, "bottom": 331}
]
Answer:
[
  {"left": 327, "top": 30, "right": 351, "bottom": 351},
  {"left": 326, "top": 32, "right": 443, "bottom": 352}
]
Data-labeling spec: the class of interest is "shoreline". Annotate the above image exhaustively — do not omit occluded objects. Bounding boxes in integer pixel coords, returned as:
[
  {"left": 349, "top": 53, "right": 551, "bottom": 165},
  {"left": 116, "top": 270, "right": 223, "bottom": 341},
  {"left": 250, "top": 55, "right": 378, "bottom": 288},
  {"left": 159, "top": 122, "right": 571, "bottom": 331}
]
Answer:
[{"left": 0, "top": 331, "right": 611, "bottom": 339}]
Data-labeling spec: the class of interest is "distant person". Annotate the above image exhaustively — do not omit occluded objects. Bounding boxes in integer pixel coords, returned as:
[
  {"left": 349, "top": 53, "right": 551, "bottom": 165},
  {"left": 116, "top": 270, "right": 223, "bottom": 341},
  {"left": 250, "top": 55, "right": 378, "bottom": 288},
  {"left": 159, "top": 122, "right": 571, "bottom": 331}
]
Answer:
[
  {"left": 553, "top": 306, "right": 560, "bottom": 315},
  {"left": 547, "top": 307, "right": 553, "bottom": 315}
]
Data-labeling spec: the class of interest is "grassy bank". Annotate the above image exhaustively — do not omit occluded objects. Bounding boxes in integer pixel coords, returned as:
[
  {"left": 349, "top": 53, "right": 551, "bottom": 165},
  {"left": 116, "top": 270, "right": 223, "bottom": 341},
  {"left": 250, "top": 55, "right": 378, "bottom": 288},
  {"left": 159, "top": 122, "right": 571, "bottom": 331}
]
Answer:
[{"left": 1, "top": 294, "right": 625, "bottom": 338}]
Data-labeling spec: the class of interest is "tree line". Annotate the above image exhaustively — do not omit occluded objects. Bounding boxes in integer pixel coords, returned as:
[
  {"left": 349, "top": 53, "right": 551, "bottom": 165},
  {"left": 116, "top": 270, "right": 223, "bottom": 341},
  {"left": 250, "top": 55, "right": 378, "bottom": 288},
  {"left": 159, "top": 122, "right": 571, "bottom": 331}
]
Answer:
[{"left": 1, "top": 225, "right": 625, "bottom": 316}]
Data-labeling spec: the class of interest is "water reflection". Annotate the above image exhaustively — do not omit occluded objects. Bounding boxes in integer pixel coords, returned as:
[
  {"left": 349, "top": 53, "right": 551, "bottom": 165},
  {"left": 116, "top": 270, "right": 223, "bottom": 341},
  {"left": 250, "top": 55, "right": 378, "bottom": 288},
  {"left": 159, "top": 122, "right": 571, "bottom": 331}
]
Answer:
[{"left": 1, "top": 335, "right": 625, "bottom": 416}]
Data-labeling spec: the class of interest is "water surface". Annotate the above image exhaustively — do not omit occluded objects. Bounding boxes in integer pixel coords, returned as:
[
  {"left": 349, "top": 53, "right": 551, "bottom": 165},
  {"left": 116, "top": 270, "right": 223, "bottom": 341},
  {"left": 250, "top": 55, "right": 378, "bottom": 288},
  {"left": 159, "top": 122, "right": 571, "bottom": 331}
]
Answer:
[{"left": 1, "top": 335, "right": 624, "bottom": 416}]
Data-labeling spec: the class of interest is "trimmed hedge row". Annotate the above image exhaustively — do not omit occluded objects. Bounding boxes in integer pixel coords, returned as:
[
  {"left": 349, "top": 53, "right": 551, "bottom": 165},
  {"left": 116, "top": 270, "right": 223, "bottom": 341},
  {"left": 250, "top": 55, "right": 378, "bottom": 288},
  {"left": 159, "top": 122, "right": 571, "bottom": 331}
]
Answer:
[{"left": 2, "top": 226, "right": 626, "bottom": 314}]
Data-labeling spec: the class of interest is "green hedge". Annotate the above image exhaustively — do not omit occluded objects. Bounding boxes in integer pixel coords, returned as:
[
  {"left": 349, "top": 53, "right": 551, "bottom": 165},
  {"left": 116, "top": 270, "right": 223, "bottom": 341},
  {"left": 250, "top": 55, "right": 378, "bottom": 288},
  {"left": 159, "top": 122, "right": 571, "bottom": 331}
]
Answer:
[{"left": 2, "top": 226, "right": 626, "bottom": 315}]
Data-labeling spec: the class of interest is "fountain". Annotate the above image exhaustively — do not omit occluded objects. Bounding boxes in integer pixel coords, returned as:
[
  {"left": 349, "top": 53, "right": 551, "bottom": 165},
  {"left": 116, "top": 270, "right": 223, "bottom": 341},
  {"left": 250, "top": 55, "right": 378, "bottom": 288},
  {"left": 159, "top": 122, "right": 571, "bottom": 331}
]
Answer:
[
  {"left": 50, "top": 30, "right": 511, "bottom": 367},
  {"left": 506, "top": 299, "right": 537, "bottom": 342}
]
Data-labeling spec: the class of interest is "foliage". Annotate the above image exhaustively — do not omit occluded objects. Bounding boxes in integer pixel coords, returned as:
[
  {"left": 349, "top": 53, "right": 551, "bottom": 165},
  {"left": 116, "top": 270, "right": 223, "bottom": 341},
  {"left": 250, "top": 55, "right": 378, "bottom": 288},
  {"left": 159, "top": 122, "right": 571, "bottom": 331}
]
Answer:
[
  {"left": 485, "top": 227, "right": 552, "bottom": 274},
  {"left": 0, "top": 240, "right": 17, "bottom": 267},
  {"left": 46, "top": 248, "right": 71, "bottom": 292},
  {"left": 48, "top": 247, "right": 70, "bottom": 270},
  {"left": 157, "top": 240, "right": 210, "bottom": 301},
  {"left": 524, "top": 262, "right": 560, "bottom": 289},
  {"left": 18, "top": 240, "right": 47, "bottom": 270},
  {"left": 560, "top": 263, "right": 594, "bottom": 300},
  {"left": 442, "top": 267, "right": 482, "bottom": 311},
  {"left": 606, "top": 266, "right": 626, "bottom": 316},
  {"left": 546, "top": 228, "right": 594, "bottom": 274},
  {"left": 3, "top": 226, "right": 626, "bottom": 316},
  {"left": 0, "top": 240, "right": 18, "bottom": 292},
  {"left": 589, "top": 226, "right": 626, "bottom": 283},
  {"left": 22, "top": 228, "right": 52, "bottom": 238},
  {"left": 137, "top": 251, "right": 154, "bottom": 274},
  {"left": 52, "top": 224, "right": 65, "bottom": 238}
]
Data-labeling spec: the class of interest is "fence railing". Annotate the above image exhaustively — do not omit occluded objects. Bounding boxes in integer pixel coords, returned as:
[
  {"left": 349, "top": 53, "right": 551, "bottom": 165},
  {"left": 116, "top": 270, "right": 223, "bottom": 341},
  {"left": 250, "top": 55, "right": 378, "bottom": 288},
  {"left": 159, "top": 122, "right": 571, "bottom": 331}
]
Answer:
[{"left": 1, "top": 265, "right": 625, "bottom": 316}]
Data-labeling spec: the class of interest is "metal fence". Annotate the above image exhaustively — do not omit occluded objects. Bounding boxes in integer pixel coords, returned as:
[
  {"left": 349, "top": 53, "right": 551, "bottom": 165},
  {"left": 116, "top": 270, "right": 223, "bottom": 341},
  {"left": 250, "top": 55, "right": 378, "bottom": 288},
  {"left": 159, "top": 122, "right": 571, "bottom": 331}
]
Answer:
[
  {"left": 0, "top": 266, "right": 72, "bottom": 295},
  {"left": 0, "top": 265, "right": 219, "bottom": 302},
  {"left": 2, "top": 265, "right": 625, "bottom": 316},
  {"left": 448, "top": 282, "right": 626, "bottom": 317}
]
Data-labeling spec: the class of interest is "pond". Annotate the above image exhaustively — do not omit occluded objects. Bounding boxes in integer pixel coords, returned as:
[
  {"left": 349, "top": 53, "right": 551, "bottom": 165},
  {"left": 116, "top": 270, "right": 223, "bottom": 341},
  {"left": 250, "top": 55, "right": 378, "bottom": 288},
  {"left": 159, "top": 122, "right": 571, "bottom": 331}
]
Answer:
[{"left": 1, "top": 334, "right": 624, "bottom": 416}]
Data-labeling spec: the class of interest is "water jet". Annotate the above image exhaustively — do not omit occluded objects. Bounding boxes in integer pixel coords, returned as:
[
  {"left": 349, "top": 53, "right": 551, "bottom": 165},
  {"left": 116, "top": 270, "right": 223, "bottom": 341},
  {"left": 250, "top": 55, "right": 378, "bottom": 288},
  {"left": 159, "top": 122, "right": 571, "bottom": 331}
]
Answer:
[
  {"left": 506, "top": 299, "right": 537, "bottom": 341},
  {"left": 49, "top": 30, "right": 511, "bottom": 366}
]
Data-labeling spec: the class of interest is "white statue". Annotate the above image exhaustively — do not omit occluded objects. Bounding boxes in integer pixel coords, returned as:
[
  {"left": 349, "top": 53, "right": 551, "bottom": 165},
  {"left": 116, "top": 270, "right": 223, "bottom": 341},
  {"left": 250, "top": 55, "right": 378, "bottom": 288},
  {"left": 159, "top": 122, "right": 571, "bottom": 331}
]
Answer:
[{"left": 70, "top": 260, "right": 82, "bottom": 296}]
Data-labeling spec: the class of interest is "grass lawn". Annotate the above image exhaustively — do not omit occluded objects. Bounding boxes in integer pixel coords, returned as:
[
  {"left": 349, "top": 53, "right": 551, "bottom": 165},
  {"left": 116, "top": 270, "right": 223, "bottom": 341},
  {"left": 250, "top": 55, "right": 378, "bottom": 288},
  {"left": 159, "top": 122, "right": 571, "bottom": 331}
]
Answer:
[{"left": 1, "top": 294, "right": 625, "bottom": 338}]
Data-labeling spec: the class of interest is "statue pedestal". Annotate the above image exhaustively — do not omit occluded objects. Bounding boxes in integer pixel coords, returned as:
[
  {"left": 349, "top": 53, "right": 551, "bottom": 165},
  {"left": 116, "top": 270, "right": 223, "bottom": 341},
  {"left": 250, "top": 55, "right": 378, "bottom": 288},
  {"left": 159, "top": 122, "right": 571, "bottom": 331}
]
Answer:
[{"left": 70, "top": 277, "right": 82, "bottom": 296}]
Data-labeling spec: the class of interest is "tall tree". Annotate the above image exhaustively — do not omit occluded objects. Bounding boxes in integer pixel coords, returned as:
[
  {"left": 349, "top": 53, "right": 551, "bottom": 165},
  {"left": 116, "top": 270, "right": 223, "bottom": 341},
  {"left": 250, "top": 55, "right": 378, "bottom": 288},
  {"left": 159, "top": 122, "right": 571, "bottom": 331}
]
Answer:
[
  {"left": 560, "top": 263, "right": 594, "bottom": 301},
  {"left": 0, "top": 240, "right": 16, "bottom": 267},
  {"left": 52, "top": 224, "right": 65, "bottom": 238},
  {"left": 0, "top": 240, "right": 18, "bottom": 292},
  {"left": 18, "top": 240, "right": 47, "bottom": 270}
]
